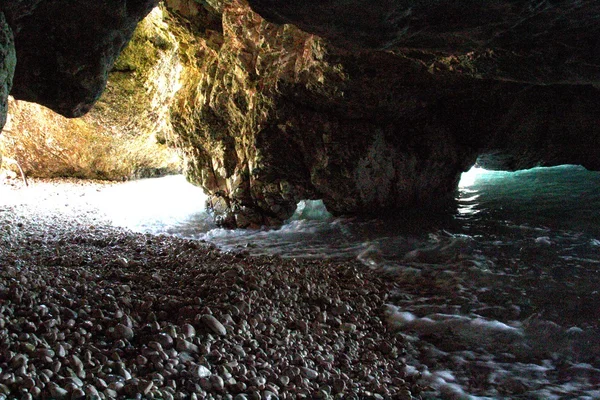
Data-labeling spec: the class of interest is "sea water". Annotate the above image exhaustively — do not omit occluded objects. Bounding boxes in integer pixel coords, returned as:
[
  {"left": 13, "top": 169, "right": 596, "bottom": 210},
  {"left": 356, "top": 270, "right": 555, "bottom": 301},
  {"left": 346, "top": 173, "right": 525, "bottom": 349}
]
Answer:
[{"left": 97, "top": 165, "right": 600, "bottom": 399}]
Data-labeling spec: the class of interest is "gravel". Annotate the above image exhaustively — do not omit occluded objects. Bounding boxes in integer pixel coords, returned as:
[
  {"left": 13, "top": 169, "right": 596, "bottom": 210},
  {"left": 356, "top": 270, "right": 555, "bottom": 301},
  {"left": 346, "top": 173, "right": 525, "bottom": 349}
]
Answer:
[{"left": 0, "top": 178, "right": 422, "bottom": 399}]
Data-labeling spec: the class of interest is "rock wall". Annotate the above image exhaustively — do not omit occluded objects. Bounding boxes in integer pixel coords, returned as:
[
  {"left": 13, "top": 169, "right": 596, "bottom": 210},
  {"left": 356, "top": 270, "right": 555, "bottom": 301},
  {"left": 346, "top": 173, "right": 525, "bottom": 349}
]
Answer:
[
  {"left": 0, "top": 12, "right": 15, "bottom": 133},
  {"left": 1, "top": 0, "right": 158, "bottom": 118},
  {"left": 247, "top": 0, "right": 600, "bottom": 85},
  {"left": 1, "top": 6, "right": 182, "bottom": 180},
  {"left": 166, "top": 0, "right": 600, "bottom": 227}
]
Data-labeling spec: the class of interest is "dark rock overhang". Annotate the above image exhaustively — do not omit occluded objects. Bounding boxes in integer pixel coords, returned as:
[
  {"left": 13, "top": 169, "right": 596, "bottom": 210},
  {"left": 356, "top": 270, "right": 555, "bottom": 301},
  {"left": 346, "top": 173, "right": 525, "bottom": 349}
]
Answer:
[
  {"left": 247, "top": 0, "right": 600, "bottom": 85},
  {"left": 1, "top": 0, "right": 159, "bottom": 118}
]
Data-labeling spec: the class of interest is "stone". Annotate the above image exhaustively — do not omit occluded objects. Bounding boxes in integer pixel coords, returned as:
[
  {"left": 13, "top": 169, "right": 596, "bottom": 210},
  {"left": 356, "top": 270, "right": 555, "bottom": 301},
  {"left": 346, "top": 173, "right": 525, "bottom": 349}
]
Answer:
[
  {"left": 175, "top": 338, "right": 199, "bottom": 353},
  {"left": 84, "top": 384, "right": 100, "bottom": 398},
  {"left": 181, "top": 323, "right": 196, "bottom": 339},
  {"left": 200, "top": 314, "right": 227, "bottom": 336},
  {"left": 262, "top": 390, "right": 278, "bottom": 400},
  {"left": 194, "top": 365, "right": 212, "bottom": 379},
  {"left": 333, "top": 379, "right": 346, "bottom": 394},
  {"left": 71, "top": 388, "right": 86, "bottom": 400},
  {"left": 279, "top": 376, "right": 290, "bottom": 386},
  {"left": 301, "top": 367, "right": 319, "bottom": 380},
  {"left": 114, "top": 324, "right": 134, "bottom": 341},
  {"left": 210, "top": 375, "right": 225, "bottom": 391},
  {"left": 48, "top": 383, "right": 69, "bottom": 399}
]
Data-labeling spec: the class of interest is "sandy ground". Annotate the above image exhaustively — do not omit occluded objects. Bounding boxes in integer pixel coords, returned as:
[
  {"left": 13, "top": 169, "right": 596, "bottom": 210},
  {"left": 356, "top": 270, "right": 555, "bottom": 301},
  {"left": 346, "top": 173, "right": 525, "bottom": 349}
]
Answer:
[{"left": 0, "top": 178, "right": 422, "bottom": 399}]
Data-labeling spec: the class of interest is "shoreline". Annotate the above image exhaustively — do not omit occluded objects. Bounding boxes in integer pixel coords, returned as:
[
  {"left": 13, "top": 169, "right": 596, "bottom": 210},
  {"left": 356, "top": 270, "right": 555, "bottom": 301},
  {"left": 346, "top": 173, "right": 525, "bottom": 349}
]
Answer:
[{"left": 0, "top": 179, "right": 421, "bottom": 399}]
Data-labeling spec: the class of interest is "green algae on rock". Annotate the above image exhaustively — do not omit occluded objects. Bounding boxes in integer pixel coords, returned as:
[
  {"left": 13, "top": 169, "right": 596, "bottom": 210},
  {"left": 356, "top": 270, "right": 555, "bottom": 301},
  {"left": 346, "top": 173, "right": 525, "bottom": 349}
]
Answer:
[{"left": 1, "top": 7, "right": 181, "bottom": 180}]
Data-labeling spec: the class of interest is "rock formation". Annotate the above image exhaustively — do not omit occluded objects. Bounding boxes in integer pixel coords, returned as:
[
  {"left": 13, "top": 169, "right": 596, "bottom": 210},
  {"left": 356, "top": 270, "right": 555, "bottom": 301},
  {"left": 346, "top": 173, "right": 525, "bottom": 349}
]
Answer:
[
  {"left": 167, "top": 0, "right": 600, "bottom": 227},
  {"left": 1, "top": 0, "right": 159, "bottom": 119},
  {"left": 2, "top": 6, "right": 181, "bottom": 180},
  {"left": 2, "top": 0, "right": 600, "bottom": 227},
  {"left": 0, "top": 13, "right": 15, "bottom": 133},
  {"left": 247, "top": 0, "right": 600, "bottom": 85}
]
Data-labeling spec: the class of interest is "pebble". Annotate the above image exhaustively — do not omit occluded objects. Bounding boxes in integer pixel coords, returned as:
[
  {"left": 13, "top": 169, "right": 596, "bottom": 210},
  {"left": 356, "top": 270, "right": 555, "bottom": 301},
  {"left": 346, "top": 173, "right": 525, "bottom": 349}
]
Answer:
[
  {"left": 48, "top": 383, "right": 68, "bottom": 399},
  {"left": 56, "top": 344, "right": 67, "bottom": 358},
  {"left": 71, "top": 388, "right": 86, "bottom": 399},
  {"left": 0, "top": 194, "right": 422, "bottom": 400},
  {"left": 114, "top": 324, "right": 134, "bottom": 340},
  {"left": 175, "top": 339, "right": 199, "bottom": 354},
  {"left": 301, "top": 367, "right": 319, "bottom": 380},
  {"left": 194, "top": 365, "right": 212, "bottom": 379},
  {"left": 262, "top": 390, "right": 278, "bottom": 400},
  {"left": 181, "top": 323, "right": 196, "bottom": 338},
  {"left": 84, "top": 384, "right": 100, "bottom": 398},
  {"left": 210, "top": 375, "right": 225, "bottom": 391},
  {"left": 279, "top": 376, "right": 290, "bottom": 386},
  {"left": 155, "top": 333, "right": 174, "bottom": 348},
  {"left": 200, "top": 314, "right": 227, "bottom": 336},
  {"left": 233, "top": 345, "right": 246, "bottom": 357}
]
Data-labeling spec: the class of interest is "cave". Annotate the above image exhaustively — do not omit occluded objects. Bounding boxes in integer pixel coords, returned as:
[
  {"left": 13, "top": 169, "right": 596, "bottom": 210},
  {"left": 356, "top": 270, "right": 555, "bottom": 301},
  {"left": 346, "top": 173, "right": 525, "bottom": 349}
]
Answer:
[
  {"left": 1, "top": 0, "right": 600, "bottom": 399},
  {"left": 3, "top": 0, "right": 600, "bottom": 228}
]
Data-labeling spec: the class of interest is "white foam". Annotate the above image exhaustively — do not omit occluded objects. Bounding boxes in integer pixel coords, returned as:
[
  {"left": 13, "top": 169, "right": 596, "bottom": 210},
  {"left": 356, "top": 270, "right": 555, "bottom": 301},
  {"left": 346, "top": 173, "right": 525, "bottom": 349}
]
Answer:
[
  {"left": 96, "top": 175, "right": 209, "bottom": 232},
  {"left": 535, "top": 236, "right": 553, "bottom": 246}
]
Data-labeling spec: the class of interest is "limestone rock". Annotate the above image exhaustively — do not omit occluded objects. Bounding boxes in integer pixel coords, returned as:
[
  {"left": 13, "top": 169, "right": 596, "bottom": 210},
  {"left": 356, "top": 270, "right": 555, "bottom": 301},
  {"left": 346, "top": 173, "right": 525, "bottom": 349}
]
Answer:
[
  {"left": 247, "top": 0, "right": 600, "bottom": 85},
  {"left": 200, "top": 314, "right": 227, "bottom": 336},
  {"left": 2, "top": 0, "right": 600, "bottom": 224},
  {"left": 167, "top": 0, "right": 600, "bottom": 227},
  {"left": 1, "top": 6, "right": 181, "bottom": 180}
]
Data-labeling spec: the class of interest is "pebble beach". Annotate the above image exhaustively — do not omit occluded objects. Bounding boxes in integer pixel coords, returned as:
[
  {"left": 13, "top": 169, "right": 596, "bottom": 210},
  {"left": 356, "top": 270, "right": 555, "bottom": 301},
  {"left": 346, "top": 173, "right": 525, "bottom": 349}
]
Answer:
[{"left": 0, "top": 179, "right": 422, "bottom": 399}]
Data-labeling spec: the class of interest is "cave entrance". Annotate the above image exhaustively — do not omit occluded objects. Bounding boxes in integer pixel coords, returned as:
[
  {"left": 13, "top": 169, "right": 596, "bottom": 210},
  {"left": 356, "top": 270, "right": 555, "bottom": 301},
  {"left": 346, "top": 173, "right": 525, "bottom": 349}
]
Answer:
[{"left": 456, "top": 163, "right": 600, "bottom": 235}]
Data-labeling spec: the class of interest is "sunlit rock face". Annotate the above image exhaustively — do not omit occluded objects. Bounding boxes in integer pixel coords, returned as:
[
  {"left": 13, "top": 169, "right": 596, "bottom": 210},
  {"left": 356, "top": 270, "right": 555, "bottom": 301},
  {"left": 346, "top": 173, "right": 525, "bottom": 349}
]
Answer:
[
  {"left": 167, "top": 0, "right": 600, "bottom": 227},
  {"left": 166, "top": 0, "right": 489, "bottom": 227},
  {"left": 1, "top": 0, "right": 159, "bottom": 117},
  {"left": 2, "top": 7, "right": 182, "bottom": 180}
]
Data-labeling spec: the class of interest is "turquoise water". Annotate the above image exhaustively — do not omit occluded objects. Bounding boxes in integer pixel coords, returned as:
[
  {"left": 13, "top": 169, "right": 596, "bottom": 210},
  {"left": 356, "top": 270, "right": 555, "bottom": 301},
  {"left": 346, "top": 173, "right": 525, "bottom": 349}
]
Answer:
[
  {"left": 98, "top": 165, "right": 600, "bottom": 399},
  {"left": 97, "top": 165, "right": 600, "bottom": 260},
  {"left": 457, "top": 165, "right": 600, "bottom": 236}
]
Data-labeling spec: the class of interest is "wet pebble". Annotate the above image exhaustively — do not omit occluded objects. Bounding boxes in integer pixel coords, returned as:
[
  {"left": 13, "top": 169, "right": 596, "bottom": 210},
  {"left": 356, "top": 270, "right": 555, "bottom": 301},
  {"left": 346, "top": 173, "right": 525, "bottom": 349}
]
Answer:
[
  {"left": 114, "top": 324, "right": 134, "bottom": 340},
  {"left": 0, "top": 191, "right": 422, "bottom": 400},
  {"left": 200, "top": 314, "right": 227, "bottom": 336}
]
